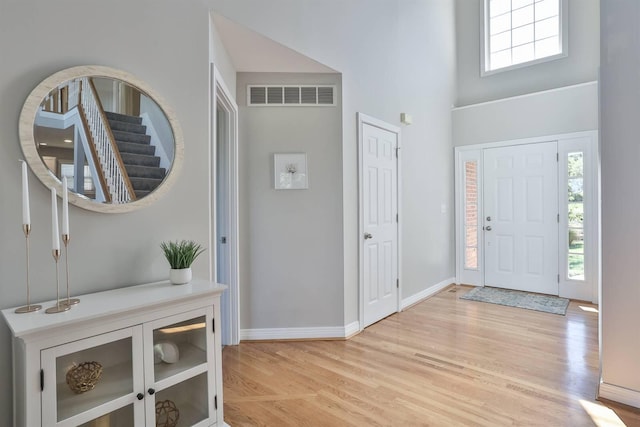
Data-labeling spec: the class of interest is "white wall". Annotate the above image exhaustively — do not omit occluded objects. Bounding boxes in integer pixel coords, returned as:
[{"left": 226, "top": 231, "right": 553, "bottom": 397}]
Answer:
[
  {"left": 0, "top": 1, "right": 213, "bottom": 425},
  {"left": 237, "top": 72, "right": 344, "bottom": 329},
  {"left": 140, "top": 95, "right": 175, "bottom": 161},
  {"left": 211, "top": 0, "right": 457, "bottom": 326},
  {"left": 209, "top": 14, "right": 237, "bottom": 100},
  {"left": 0, "top": 1, "right": 458, "bottom": 421},
  {"left": 455, "top": 0, "right": 600, "bottom": 107},
  {"left": 453, "top": 82, "right": 598, "bottom": 146},
  {"left": 453, "top": 1, "right": 599, "bottom": 150},
  {"left": 599, "top": 0, "right": 640, "bottom": 407}
]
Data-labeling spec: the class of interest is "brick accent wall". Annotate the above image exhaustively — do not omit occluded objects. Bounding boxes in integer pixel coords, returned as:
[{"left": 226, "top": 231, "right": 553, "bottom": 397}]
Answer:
[{"left": 464, "top": 161, "right": 478, "bottom": 269}]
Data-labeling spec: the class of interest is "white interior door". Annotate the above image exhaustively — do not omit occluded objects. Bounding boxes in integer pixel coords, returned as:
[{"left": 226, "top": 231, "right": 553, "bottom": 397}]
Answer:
[
  {"left": 483, "top": 142, "right": 559, "bottom": 295},
  {"left": 361, "top": 118, "right": 399, "bottom": 327}
]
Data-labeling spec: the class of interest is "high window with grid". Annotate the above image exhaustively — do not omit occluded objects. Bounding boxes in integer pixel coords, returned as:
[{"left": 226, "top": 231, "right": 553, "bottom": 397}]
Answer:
[{"left": 483, "top": 0, "right": 567, "bottom": 74}]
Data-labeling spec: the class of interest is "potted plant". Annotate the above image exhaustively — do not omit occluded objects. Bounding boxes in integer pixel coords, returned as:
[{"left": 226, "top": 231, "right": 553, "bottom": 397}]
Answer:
[{"left": 160, "top": 240, "right": 206, "bottom": 285}]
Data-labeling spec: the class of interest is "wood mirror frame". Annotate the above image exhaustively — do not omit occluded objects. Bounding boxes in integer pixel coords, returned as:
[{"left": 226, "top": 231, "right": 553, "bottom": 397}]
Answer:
[{"left": 19, "top": 65, "right": 184, "bottom": 213}]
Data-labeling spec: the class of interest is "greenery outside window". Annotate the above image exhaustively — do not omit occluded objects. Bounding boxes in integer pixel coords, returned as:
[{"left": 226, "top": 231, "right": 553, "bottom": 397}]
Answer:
[{"left": 567, "top": 152, "right": 584, "bottom": 280}]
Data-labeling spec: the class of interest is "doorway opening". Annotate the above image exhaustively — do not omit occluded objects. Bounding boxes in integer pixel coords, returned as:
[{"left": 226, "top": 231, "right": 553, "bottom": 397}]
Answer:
[{"left": 211, "top": 65, "right": 240, "bottom": 345}]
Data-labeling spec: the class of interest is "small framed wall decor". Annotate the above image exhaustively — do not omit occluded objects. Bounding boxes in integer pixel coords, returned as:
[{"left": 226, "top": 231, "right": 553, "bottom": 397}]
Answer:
[{"left": 274, "top": 153, "right": 308, "bottom": 190}]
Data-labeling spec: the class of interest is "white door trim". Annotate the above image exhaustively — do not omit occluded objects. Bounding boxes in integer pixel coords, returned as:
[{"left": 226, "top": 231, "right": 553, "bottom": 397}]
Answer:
[
  {"left": 357, "top": 113, "right": 402, "bottom": 331},
  {"left": 211, "top": 64, "right": 240, "bottom": 345},
  {"left": 454, "top": 130, "right": 599, "bottom": 303}
]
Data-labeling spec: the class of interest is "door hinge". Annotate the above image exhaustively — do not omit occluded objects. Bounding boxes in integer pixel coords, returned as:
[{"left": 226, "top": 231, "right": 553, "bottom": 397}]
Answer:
[
  {"left": 40, "top": 369, "right": 44, "bottom": 391},
  {"left": 212, "top": 318, "right": 215, "bottom": 334},
  {"left": 556, "top": 152, "right": 559, "bottom": 162},
  {"left": 557, "top": 213, "right": 560, "bottom": 223},
  {"left": 557, "top": 274, "right": 560, "bottom": 283},
  {"left": 396, "top": 278, "right": 399, "bottom": 288},
  {"left": 214, "top": 395, "right": 218, "bottom": 410},
  {"left": 396, "top": 213, "right": 399, "bottom": 223},
  {"left": 395, "top": 147, "right": 399, "bottom": 158}
]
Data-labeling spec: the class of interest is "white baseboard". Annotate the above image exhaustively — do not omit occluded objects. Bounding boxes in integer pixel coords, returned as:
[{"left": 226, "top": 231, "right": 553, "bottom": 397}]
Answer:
[
  {"left": 401, "top": 277, "right": 455, "bottom": 310},
  {"left": 241, "top": 321, "right": 361, "bottom": 341},
  {"left": 239, "top": 277, "right": 456, "bottom": 342},
  {"left": 599, "top": 382, "right": 640, "bottom": 408},
  {"left": 344, "top": 321, "right": 360, "bottom": 337}
]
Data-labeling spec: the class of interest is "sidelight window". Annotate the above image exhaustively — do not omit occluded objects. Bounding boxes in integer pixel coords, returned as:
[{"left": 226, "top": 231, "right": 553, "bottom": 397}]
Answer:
[
  {"left": 566, "top": 152, "right": 584, "bottom": 280},
  {"left": 464, "top": 161, "right": 479, "bottom": 270}
]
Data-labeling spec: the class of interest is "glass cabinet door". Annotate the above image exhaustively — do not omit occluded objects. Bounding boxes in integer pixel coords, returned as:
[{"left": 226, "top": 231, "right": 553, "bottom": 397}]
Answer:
[
  {"left": 154, "top": 373, "right": 210, "bottom": 426},
  {"left": 41, "top": 327, "right": 144, "bottom": 427},
  {"left": 144, "top": 307, "right": 215, "bottom": 427},
  {"left": 78, "top": 404, "right": 134, "bottom": 427}
]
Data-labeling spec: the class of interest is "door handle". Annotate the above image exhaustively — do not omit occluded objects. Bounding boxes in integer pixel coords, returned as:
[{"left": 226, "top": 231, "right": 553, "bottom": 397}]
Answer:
[
  {"left": 485, "top": 226, "right": 492, "bottom": 231},
  {"left": 364, "top": 232, "right": 373, "bottom": 240}
]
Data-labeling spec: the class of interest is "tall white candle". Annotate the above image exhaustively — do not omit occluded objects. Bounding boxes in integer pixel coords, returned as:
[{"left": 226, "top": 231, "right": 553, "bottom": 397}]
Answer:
[
  {"left": 62, "top": 177, "right": 69, "bottom": 236},
  {"left": 51, "top": 188, "right": 60, "bottom": 251},
  {"left": 21, "top": 161, "right": 30, "bottom": 225}
]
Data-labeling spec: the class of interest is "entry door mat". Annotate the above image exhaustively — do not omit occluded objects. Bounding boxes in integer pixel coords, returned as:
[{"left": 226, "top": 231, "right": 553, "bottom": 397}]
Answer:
[{"left": 460, "top": 286, "right": 570, "bottom": 315}]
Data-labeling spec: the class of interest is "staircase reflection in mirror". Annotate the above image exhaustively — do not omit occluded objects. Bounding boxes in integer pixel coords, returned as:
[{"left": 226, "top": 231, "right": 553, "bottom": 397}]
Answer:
[
  {"left": 20, "top": 66, "right": 184, "bottom": 213},
  {"left": 34, "top": 76, "right": 174, "bottom": 204}
]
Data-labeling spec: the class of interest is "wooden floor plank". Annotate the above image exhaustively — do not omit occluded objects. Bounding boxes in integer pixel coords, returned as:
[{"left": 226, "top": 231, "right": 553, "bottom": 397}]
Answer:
[{"left": 223, "top": 285, "right": 640, "bottom": 426}]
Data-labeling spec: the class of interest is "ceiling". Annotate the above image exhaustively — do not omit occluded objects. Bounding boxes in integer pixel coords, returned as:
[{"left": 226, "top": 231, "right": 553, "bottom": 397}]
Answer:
[
  {"left": 212, "top": 13, "right": 337, "bottom": 74},
  {"left": 34, "top": 125, "right": 74, "bottom": 149}
]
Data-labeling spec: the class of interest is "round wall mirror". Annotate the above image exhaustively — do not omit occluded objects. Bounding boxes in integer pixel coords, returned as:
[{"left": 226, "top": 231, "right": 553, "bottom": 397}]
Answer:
[{"left": 19, "top": 65, "right": 184, "bottom": 213}]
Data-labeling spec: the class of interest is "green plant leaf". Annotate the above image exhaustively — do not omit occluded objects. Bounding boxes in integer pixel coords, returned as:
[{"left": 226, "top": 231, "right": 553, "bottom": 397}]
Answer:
[{"left": 160, "top": 240, "right": 206, "bottom": 269}]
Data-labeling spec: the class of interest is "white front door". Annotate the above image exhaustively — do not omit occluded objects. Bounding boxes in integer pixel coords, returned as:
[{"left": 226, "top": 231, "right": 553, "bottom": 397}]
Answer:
[
  {"left": 361, "top": 118, "right": 399, "bottom": 327},
  {"left": 483, "top": 142, "right": 559, "bottom": 295}
]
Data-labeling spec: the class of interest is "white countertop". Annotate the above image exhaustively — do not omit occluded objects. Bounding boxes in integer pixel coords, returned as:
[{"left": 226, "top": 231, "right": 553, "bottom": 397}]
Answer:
[{"left": 2, "top": 279, "right": 226, "bottom": 338}]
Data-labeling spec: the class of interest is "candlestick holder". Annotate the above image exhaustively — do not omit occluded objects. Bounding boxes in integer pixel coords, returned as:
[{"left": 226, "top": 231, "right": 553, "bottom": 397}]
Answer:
[
  {"left": 15, "top": 225, "right": 42, "bottom": 314},
  {"left": 46, "top": 249, "right": 70, "bottom": 314},
  {"left": 61, "top": 234, "right": 80, "bottom": 307}
]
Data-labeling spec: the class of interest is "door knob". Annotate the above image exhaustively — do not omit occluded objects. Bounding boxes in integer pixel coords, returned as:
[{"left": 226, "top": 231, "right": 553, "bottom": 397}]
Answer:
[
  {"left": 137, "top": 393, "right": 144, "bottom": 400},
  {"left": 148, "top": 388, "right": 155, "bottom": 395},
  {"left": 485, "top": 226, "right": 492, "bottom": 231},
  {"left": 364, "top": 232, "right": 373, "bottom": 240}
]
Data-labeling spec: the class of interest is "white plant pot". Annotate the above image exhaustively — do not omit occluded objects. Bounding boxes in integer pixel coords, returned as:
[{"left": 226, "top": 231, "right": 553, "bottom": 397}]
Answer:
[{"left": 169, "top": 268, "right": 192, "bottom": 285}]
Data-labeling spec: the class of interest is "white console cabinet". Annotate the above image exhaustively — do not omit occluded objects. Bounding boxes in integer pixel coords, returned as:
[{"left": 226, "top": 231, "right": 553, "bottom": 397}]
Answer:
[{"left": 2, "top": 279, "right": 226, "bottom": 427}]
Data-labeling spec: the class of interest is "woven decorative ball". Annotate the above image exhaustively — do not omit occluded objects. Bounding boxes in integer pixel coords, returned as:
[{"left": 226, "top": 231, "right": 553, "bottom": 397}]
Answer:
[
  {"left": 155, "top": 399, "right": 180, "bottom": 427},
  {"left": 66, "top": 361, "right": 103, "bottom": 394}
]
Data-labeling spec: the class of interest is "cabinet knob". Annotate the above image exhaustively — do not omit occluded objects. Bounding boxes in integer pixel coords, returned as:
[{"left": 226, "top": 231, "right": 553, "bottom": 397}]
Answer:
[
  {"left": 137, "top": 393, "right": 144, "bottom": 400},
  {"left": 148, "top": 388, "right": 155, "bottom": 395}
]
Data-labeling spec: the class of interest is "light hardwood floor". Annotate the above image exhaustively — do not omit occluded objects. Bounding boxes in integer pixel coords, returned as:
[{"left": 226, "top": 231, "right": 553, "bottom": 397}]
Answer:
[{"left": 223, "top": 285, "right": 640, "bottom": 426}]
